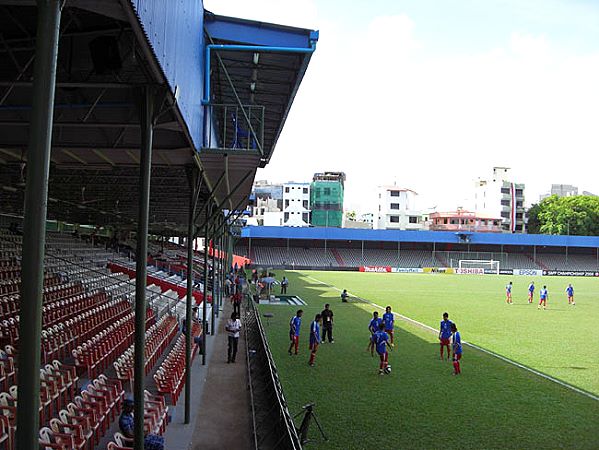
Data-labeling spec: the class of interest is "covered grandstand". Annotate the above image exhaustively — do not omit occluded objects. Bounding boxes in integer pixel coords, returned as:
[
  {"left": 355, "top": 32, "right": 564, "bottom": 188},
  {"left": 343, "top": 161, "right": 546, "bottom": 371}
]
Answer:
[
  {"left": 237, "top": 226, "right": 599, "bottom": 273},
  {"left": 0, "top": 1, "right": 315, "bottom": 449}
]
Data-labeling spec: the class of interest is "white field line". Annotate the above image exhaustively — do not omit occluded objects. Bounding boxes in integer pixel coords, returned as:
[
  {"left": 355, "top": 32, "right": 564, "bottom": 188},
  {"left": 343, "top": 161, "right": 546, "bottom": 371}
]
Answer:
[{"left": 302, "top": 273, "right": 599, "bottom": 403}]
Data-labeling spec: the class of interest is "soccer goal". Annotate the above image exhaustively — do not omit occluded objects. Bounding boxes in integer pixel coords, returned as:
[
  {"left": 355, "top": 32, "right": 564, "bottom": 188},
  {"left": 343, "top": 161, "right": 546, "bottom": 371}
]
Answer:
[{"left": 457, "top": 259, "right": 500, "bottom": 274}]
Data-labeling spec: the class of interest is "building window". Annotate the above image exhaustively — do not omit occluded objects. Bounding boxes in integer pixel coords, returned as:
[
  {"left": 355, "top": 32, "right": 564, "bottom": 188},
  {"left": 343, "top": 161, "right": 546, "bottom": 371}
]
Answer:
[
  {"left": 285, "top": 200, "right": 289, "bottom": 208},
  {"left": 500, "top": 211, "right": 510, "bottom": 218},
  {"left": 390, "top": 216, "right": 400, "bottom": 223},
  {"left": 324, "top": 188, "right": 331, "bottom": 196},
  {"left": 285, "top": 187, "right": 290, "bottom": 193},
  {"left": 501, "top": 199, "right": 510, "bottom": 206},
  {"left": 303, "top": 213, "right": 309, "bottom": 222},
  {"left": 390, "top": 203, "right": 400, "bottom": 210},
  {"left": 515, "top": 189, "right": 523, "bottom": 196},
  {"left": 409, "top": 216, "right": 418, "bottom": 224},
  {"left": 303, "top": 187, "right": 308, "bottom": 194},
  {"left": 516, "top": 201, "right": 523, "bottom": 207},
  {"left": 303, "top": 200, "right": 309, "bottom": 209},
  {"left": 390, "top": 191, "right": 400, "bottom": 197},
  {"left": 284, "top": 212, "right": 289, "bottom": 221},
  {"left": 500, "top": 187, "right": 510, "bottom": 194}
]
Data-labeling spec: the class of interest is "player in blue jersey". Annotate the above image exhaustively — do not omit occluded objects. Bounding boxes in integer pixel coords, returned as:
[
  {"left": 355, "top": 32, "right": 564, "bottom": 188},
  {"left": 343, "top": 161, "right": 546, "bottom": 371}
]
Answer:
[
  {"left": 438, "top": 312, "right": 452, "bottom": 361},
  {"left": 506, "top": 281, "right": 513, "bottom": 304},
  {"left": 374, "top": 322, "right": 392, "bottom": 375},
  {"left": 382, "top": 306, "right": 395, "bottom": 345},
  {"left": 528, "top": 281, "right": 535, "bottom": 304},
  {"left": 308, "top": 314, "right": 322, "bottom": 367},
  {"left": 450, "top": 322, "right": 462, "bottom": 375},
  {"left": 565, "top": 284, "right": 575, "bottom": 305},
  {"left": 367, "top": 311, "right": 382, "bottom": 356},
  {"left": 538, "top": 286, "right": 548, "bottom": 310},
  {"left": 288, "top": 309, "right": 303, "bottom": 355}
]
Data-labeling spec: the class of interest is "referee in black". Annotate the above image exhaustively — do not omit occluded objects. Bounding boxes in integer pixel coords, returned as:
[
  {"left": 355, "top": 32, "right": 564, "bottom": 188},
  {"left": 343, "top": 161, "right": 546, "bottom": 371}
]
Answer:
[{"left": 320, "top": 303, "right": 334, "bottom": 343}]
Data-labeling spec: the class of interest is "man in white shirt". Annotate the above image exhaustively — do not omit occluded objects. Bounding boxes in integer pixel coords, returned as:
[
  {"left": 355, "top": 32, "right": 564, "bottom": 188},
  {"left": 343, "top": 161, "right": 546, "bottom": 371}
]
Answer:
[{"left": 225, "top": 312, "right": 242, "bottom": 363}]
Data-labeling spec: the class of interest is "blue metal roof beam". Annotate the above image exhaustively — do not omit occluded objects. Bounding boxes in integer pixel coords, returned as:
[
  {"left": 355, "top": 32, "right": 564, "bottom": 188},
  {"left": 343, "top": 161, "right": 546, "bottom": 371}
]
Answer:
[
  {"left": 203, "top": 13, "right": 318, "bottom": 165},
  {"left": 202, "top": 33, "right": 319, "bottom": 105},
  {"left": 204, "top": 13, "right": 315, "bottom": 48}
]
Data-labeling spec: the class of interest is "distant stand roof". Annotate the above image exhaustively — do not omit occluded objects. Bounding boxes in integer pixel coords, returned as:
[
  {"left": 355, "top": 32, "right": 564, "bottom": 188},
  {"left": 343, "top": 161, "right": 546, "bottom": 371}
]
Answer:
[{"left": 241, "top": 226, "right": 599, "bottom": 249}]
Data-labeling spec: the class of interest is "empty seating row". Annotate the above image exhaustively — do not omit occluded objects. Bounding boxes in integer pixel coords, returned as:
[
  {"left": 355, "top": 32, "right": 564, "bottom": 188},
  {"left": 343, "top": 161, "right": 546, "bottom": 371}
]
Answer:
[
  {"left": 38, "top": 373, "right": 123, "bottom": 450},
  {"left": 113, "top": 315, "right": 179, "bottom": 382},
  {"left": 0, "top": 283, "right": 89, "bottom": 322},
  {"left": 153, "top": 322, "right": 201, "bottom": 406},
  {"left": 0, "top": 299, "right": 132, "bottom": 364},
  {"left": 71, "top": 313, "right": 135, "bottom": 379},
  {"left": 0, "top": 359, "right": 79, "bottom": 440},
  {"left": 0, "top": 273, "right": 60, "bottom": 297}
]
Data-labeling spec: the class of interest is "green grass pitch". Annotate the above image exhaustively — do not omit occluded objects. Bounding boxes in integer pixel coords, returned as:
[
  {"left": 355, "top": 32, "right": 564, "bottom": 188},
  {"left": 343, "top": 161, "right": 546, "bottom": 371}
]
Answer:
[{"left": 258, "top": 271, "right": 599, "bottom": 450}]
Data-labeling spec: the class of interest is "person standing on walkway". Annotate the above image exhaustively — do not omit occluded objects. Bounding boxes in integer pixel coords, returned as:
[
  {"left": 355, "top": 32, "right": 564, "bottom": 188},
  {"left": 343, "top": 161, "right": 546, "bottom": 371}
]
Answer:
[
  {"left": 225, "top": 312, "right": 242, "bottom": 363},
  {"left": 320, "top": 303, "right": 334, "bottom": 343},
  {"left": 281, "top": 276, "right": 289, "bottom": 294},
  {"left": 232, "top": 292, "right": 242, "bottom": 316}
]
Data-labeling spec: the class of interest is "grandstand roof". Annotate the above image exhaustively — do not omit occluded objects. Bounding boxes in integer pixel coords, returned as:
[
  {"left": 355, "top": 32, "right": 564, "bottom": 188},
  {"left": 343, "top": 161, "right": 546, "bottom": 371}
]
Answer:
[
  {"left": 0, "top": 1, "right": 317, "bottom": 234},
  {"left": 241, "top": 226, "right": 599, "bottom": 249}
]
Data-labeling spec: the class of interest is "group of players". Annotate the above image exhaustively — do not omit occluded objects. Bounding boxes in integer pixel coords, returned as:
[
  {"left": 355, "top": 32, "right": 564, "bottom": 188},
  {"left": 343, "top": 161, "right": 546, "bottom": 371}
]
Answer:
[
  {"left": 365, "top": 309, "right": 462, "bottom": 376},
  {"left": 288, "top": 305, "right": 463, "bottom": 376},
  {"left": 505, "top": 281, "right": 576, "bottom": 309}
]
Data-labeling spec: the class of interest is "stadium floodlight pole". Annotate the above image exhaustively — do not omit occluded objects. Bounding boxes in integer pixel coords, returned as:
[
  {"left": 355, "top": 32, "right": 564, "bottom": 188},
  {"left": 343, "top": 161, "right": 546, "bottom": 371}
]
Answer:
[
  {"left": 134, "top": 85, "right": 155, "bottom": 449},
  {"left": 16, "top": 1, "right": 63, "bottom": 447}
]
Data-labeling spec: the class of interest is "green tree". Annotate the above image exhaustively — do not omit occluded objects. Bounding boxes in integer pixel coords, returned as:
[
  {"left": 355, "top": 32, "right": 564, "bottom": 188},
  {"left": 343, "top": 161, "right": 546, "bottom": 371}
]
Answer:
[
  {"left": 531, "top": 195, "right": 599, "bottom": 236},
  {"left": 526, "top": 203, "right": 542, "bottom": 234}
]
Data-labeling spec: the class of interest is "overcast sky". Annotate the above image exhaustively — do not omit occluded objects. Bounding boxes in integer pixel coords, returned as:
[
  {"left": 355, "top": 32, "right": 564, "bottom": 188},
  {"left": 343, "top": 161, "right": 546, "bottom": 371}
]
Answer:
[{"left": 205, "top": 0, "right": 599, "bottom": 214}]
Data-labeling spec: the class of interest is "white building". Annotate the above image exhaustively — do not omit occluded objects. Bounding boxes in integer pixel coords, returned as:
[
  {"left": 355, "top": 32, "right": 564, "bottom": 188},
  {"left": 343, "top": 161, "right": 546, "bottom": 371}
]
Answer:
[
  {"left": 473, "top": 167, "right": 525, "bottom": 233},
  {"left": 376, "top": 186, "right": 426, "bottom": 230},
  {"left": 282, "top": 182, "right": 311, "bottom": 227},
  {"left": 540, "top": 184, "right": 578, "bottom": 201}
]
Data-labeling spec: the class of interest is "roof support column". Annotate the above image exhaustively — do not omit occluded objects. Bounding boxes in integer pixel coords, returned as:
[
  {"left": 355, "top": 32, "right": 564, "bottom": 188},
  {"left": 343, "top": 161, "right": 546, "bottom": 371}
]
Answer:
[
  {"left": 184, "top": 168, "right": 198, "bottom": 424},
  {"left": 16, "top": 1, "right": 62, "bottom": 447},
  {"left": 210, "top": 229, "right": 217, "bottom": 334},
  {"left": 202, "top": 205, "right": 211, "bottom": 365},
  {"left": 134, "top": 86, "right": 155, "bottom": 449}
]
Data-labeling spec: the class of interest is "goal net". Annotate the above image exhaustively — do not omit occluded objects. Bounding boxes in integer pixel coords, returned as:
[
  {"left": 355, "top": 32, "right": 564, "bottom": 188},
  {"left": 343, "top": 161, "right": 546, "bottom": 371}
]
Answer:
[{"left": 457, "top": 259, "right": 499, "bottom": 274}]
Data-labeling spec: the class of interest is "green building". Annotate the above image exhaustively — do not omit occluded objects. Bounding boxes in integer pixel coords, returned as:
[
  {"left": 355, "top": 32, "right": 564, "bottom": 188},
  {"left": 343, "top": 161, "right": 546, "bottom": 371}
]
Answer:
[{"left": 310, "top": 172, "right": 346, "bottom": 227}]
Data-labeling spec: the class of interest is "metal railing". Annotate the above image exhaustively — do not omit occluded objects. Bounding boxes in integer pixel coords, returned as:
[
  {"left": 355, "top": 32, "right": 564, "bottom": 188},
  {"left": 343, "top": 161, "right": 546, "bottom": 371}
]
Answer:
[
  {"left": 204, "top": 103, "right": 265, "bottom": 155},
  {"left": 244, "top": 293, "right": 302, "bottom": 450}
]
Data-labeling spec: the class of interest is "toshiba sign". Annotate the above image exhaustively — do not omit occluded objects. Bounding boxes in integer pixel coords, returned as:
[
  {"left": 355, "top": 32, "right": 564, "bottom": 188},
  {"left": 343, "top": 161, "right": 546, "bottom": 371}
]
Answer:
[{"left": 456, "top": 268, "right": 485, "bottom": 275}]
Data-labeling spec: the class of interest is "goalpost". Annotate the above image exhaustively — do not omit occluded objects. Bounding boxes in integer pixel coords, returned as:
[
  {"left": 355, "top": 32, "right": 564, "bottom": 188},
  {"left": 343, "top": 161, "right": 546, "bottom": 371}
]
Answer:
[{"left": 457, "top": 259, "right": 500, "bottom": 274}]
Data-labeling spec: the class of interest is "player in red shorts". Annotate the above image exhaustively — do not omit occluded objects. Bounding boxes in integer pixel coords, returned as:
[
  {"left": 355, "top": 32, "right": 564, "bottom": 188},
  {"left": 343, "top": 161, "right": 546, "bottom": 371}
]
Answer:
[
  {"left": 505, "top": 281, "right": 513, "bottom": 304},
  {"left": 382, "top": 306, "right": 395, "bottom": 345},
  {"left": 451, "top": 322, "right": 462, "bottom": 375},
  {"left": 374, "top": 322, "right": 392, "bottom": 375},
  {"left": 288, "top": 310, "right": 303, "bottom": 355},
  {"left": 438, "top": 312, "right": 452, "bottom": 361},
  {"left": 308, "top": 314, "right": 322, "bottom": 367}
]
